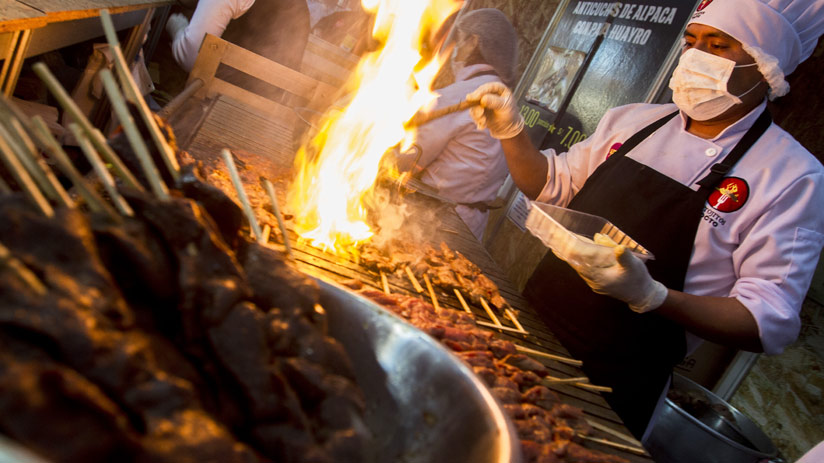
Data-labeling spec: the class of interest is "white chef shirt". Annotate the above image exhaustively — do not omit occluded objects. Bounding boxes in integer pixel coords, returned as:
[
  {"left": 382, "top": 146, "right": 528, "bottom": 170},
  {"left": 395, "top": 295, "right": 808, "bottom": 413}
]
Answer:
[
  {"left": 535, "top": 102, "right": 824, "bottom": 355},
  {"left": 401, "top": 63, "right": 509, "bottom": 240},
  {"left": 171, "top": 0, "right": 256, "bottom": 72}
]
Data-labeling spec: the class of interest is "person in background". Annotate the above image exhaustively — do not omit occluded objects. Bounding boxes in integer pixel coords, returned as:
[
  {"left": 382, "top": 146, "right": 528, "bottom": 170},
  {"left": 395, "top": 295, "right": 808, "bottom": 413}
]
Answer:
[
  {"left": 165, "top": 0, "right": 310, "bottom": 74},
  {"left": 395, "top": 8, "right": 518, "bottom": 241},
  {"left": 797, "top": 441, "right": 824, "bottom": 463},
  {"left": 466, "top": 0, "right": 824, "bottom": 441}
]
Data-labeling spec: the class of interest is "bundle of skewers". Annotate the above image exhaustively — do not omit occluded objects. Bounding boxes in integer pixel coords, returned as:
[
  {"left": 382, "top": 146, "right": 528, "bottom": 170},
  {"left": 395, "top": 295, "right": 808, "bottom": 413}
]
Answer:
[
  {"left": 341, "top": 279, "right": 645, "bottom": 462},
  {"left": 359, "top": 238, "right": 530, "bottom": 335},
  {"left": 0, "top": 11, "right": 370, "bottom": 463}
]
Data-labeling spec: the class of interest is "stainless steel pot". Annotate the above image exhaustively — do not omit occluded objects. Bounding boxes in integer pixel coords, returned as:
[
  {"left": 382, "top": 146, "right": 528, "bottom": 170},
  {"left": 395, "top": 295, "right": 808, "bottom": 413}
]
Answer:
[{"left": 645, "top": 374, "right": 783, "bottom": 463}]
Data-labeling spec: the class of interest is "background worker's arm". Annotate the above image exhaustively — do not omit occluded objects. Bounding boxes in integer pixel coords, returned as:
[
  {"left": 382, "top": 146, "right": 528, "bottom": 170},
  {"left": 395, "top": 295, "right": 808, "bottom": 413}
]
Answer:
[{"left": 467, "top": 82, "right": 548, "bottom": 199}]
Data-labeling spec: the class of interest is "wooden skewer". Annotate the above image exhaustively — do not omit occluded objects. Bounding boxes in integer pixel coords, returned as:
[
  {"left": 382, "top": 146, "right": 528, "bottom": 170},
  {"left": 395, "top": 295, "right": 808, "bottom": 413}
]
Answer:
[
  {"left": 585, "top": 420, "right": 642, "bottom": 447},
  {"left": 543, "top": 375, "right": 589, "bottom": 384},
  {"left": 577, "top": 434, "right": 647, "bottom": 456},
  {"left": 380, "top": 271, "right": 390, "bottom": 294},
  {"left": 31, "top": 62, "right": 144, "bottom": 192},
  {"left": 99, "top": 9, "right": 180, "bottom": 181},
  {"left": 453, "top": 288, "right": 472, "bottom": 314},
  {"left": 68, "top": 123, "right": 134, "bottom": 217},
  {"left": 514, "top": 344, "right": 583, "bottom": 366},
  {"left": 221, "top": 149, "right": 263, "bottom": 242},
  {"left": 574, "top": 382, "right": 613, "bottom": 393},
  {"left": 0, "top": 133, "right": 53, "bottom": 217},
  {"left": 0, "top": 115, "right": 73, "bottom": 207},
  {"left": 439, "top": 228, "right": 460, "bottom": 235},
  {"left": 0, "top": 242, "right": 47, "bottom": 296},
  {"left": 262, "top": 178, "right": 295, "bottom": 259},
  {"left": 476, "top": 320, "right": 529, "bottom": 335},
  {"left": 261, "top": 224, "right": 271, "bottom": 243},
  {"left": 99, "top": 69, "right": 169, "bottom": 200},
  {"left": 505, "top": 308, "right": 527, "bottom": 333},
  {"left": 422, "top": 273, "right": 440, "bottom": 311},
  {"left": 404, "top": 266, "right": 423, "bottom": 293},
  {"left": 30, "top": 116, "right": 117, "bottom": 219},
  {"left": 405, "top": 99, "right": 480, "bottom": 128},
  {"left": 479, "top": 296, "right": 503, "bottom": 327}
]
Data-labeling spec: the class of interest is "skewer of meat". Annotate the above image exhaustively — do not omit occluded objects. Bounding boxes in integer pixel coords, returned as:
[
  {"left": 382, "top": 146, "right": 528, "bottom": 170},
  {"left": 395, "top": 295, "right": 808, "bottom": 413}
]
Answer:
[{"left": 100, "top": 9, "right": 180, "bottom": 181}]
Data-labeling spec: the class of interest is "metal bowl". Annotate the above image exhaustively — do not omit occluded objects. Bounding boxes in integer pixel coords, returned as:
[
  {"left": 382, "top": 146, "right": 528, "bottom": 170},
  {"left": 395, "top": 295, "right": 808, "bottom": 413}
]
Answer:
[
  {"left": 645, "top": 374, "right": 782, "bottom": 463},
  {"left": 317, "top": 278, "right": 522, "bottom": 463},
  {"left": 0, "top": 279, "right": 522, "bottom": 463}
]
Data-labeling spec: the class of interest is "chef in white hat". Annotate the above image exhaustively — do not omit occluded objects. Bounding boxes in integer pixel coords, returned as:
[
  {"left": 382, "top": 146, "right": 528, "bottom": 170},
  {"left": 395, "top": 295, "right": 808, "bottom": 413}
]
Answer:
[
  {"left": 395, "top": 8, "right": 519, "bottom": 241},
  {"left": 466, "top": 0, "right": 824, "bottom": 440}
]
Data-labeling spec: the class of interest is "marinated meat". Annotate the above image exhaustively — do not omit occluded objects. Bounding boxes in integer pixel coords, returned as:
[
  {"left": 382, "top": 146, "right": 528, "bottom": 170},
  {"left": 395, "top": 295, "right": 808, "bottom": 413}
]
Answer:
[
  {"left": 0, "top": 180, "right": 368, "bottom": 462},
  {"left": 348, "top": 283, "right": 629, "bottom": 463}
]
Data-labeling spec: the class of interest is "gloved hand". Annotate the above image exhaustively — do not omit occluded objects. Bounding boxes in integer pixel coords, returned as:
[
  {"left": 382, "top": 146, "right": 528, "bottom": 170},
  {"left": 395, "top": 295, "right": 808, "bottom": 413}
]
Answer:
[
  {"left": 165, "top": 13, "right": 189, "bottom": 41},
  {"left": 563, "top": 243, "right": 668, "bottom": 313},
  {"left": 465, "top": 82, "right": 524, "bottom": 140}
]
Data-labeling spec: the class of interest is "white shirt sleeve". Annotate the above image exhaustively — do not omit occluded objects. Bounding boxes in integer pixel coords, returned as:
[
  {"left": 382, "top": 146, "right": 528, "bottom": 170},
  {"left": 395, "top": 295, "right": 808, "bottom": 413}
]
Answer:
[
  {"left": 171, "top": 0, "right": 256, "bottom": 72},
  {"left": 730, "top": 170, "right": 824, "bottom": 354}
]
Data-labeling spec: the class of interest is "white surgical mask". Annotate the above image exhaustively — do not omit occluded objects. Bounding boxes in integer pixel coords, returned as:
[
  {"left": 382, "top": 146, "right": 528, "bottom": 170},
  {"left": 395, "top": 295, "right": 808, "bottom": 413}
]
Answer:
[{"left": 669, "top": 48, "right": 760, "bottom": 121}]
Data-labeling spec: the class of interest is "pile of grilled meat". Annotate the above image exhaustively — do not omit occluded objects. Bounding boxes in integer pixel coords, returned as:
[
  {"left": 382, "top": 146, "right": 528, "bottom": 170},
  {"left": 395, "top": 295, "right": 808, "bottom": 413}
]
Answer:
[
  {"left": 342, "top": 280, "right": 628, "bottom": 463},
  {"left": 0, "top": 165, "right": 368, "bottom": 462}
]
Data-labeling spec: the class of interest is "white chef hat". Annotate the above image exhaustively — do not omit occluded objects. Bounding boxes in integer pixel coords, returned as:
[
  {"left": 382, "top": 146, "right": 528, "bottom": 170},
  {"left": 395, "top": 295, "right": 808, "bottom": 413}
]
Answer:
[
  {"left": 690, "top": 0, "right": 824, "bottom": 99},
  {"left": 456, "top": 8, "right": 519, "bottom": 87}
]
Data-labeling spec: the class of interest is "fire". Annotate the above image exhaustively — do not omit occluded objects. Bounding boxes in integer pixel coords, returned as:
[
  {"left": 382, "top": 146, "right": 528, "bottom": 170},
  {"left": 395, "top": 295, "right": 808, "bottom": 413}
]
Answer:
[{"left": 288, "top": 0, "right": 460, "bottom": 255}]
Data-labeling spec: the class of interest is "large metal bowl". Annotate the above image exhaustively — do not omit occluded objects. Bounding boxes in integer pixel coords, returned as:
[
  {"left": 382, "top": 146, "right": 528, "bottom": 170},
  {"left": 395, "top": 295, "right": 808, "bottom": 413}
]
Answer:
[
  {"left": 0, "top": 279, "right": 522, "bottom": 463},
  {"left": 317, "top": 278, "right": 522, "bottom": 463},
  {"left": 645, "top": 374, "right": 782, "bottom": 463}
]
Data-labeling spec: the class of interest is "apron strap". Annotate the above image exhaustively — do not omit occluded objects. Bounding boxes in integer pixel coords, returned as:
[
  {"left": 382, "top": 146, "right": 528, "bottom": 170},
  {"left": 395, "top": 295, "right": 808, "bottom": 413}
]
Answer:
[
  {"left": 696, "top": 109, "right": 772, "bottom": 192},
  {"left": 609, "top": 111, "right": 679, "bottom": 160}
]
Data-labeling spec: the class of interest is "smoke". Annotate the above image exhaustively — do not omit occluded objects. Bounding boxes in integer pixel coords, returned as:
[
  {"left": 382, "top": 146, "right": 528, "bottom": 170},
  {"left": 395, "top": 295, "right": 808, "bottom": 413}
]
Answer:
[{"left": 367, "top": 186, "right": 439, "bottom": 250}]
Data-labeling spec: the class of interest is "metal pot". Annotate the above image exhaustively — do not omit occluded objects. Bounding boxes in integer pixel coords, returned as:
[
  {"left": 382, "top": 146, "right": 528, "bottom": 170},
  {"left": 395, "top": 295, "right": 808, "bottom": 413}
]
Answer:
[
  {"left": 317, "top": 278, "right": 523, "bottom": 463},
  {"left": 645, "top": 374, "right": 783, "bottom": 463}
]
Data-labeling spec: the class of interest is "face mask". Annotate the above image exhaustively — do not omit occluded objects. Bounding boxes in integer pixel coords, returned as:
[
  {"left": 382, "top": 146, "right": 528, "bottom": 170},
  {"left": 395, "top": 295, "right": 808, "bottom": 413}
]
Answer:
[{"left": 669, "top": 48, "right": 760, "bottom": 121}]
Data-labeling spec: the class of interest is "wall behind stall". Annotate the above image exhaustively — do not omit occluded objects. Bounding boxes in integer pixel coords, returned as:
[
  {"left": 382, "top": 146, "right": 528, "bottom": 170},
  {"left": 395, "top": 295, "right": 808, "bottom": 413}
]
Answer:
[{"left": 461, "top": 0, "right": 563, "bottom": 81}]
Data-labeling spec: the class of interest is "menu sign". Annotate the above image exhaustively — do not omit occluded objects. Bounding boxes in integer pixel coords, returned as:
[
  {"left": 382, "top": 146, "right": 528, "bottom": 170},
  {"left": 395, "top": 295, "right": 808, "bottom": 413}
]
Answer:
[{"left": 519, "top": 1, "right": 696, "bottom": 151}]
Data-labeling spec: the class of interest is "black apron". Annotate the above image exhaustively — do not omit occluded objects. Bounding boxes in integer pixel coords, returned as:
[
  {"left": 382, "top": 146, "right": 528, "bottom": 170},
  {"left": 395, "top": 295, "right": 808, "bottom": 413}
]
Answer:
[{"left": 523, "top": 109, "right": 772, "bottom": 438}]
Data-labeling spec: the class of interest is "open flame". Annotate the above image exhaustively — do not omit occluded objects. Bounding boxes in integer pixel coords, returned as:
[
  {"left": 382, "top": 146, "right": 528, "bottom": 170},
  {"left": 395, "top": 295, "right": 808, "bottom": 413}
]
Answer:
[{"left": 288, "top": 0, "right": 460, "bottom": 255}]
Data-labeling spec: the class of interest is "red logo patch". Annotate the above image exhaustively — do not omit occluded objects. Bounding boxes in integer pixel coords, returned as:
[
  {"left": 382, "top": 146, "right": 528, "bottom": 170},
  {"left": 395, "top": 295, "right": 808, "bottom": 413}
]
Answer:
[
  {"left": 697, "top": 0, "right": 714, "bottom": 11},
  {"left": 607, "top": 143, "right": 622, "bottom": 159},
  {"left": 708, "top": 177, "right": 749, "bottom": 213}
]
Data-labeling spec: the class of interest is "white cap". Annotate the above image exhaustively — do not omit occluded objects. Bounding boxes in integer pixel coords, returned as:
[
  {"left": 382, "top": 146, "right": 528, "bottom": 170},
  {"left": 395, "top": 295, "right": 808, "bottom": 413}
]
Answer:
[{"left": 690, "top": 0, "right": 824, "bottom": 98}]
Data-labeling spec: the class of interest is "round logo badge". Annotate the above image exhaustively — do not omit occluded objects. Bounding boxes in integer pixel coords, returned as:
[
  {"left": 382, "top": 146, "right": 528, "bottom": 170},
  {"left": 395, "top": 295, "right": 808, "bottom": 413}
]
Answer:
[
  {"left": 607, "top": 142, "right": 622, "bottom": 159},
  {"left": 697, "top": 0, "right": 714, "bottom": 11},
  {"left": 708, "top": 177, "right": 749, "bottom": 213}
]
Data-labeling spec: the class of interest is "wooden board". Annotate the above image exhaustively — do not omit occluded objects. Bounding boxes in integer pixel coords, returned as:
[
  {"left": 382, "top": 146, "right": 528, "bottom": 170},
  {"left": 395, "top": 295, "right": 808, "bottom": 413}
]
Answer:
[
  {"left": 187, "top": 95, "right": 296, "bottom": 168},
  {"left": 0, "top": 2, "right": 46, "bottom": 32},
  {"left": 1, "top": 0, "right": 170, "bottom": 32}
]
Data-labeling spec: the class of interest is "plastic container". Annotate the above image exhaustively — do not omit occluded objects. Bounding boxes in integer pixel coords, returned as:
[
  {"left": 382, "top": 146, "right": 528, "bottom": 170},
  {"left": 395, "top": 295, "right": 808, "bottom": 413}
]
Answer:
[{"left": 524, "top": 202, "right": 653, "bottom": 266}]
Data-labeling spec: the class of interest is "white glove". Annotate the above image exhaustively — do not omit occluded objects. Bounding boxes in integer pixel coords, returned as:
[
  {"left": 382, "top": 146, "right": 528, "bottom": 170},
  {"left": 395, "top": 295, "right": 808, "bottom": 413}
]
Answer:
[
  {"left": 166, "top": 13, "right": 189, "bottom": 41},
  {"left": 563, "top": 243, "right": 668, "bottom": 313},
  {"left": 465, "top": 82, "right": 524, "bottom": 140}
]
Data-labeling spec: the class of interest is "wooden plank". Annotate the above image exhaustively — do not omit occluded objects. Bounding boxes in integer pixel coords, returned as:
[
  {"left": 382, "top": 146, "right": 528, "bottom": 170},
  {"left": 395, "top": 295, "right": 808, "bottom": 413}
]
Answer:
[
  {"left": 0, "top": 2, "right": 44, "bottom": 23},
  {"left": 187, "top": 95, "right": 296, "bottom": 167},
  {"left": 215, "top": 35, "right": 334, "bottom": 102},
  {"left": 307, "top": 34, "right": 359, "bottom": 70},
  {"left": 16, "top": 0, "right": 170, "bottom": 14},
  {"left": 207, "top": 79, "right": 296, "bottom": 122},
  {"left": 189, "top": 32, "right": 229, "bottom": 99}
]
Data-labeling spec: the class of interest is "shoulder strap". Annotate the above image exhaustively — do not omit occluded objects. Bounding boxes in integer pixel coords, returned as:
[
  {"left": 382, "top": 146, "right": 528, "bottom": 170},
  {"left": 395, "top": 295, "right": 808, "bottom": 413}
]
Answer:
[
  {"left": 696, "top": 109, "right": 772, "bottom": 192},
  {"left": 609, "top": 111, "right": 679, "bottom": 160}
]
